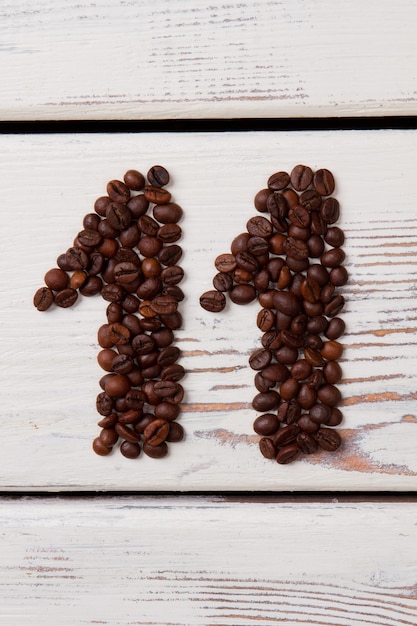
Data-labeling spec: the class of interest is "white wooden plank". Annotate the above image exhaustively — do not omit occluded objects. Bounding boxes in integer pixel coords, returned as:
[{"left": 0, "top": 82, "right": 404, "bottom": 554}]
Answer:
[
  {"left": 0, "top": 496, "right": 416, "bottom": 625},
  {"left": 1, "top": 0, "right": 417, "bottom": 120},
  {"left": 1, "top": 130, "right": 417, "bottom": 491}
]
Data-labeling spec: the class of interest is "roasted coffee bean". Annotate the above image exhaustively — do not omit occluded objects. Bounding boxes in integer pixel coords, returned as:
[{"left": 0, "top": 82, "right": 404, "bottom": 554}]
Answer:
[
  {"left": 323, "top": 360, "right": 343, "bottom": 384},
  {"left": 147, "top": 165, "right": 170, "bottom": 188},
  {"left": 290, "top": 164, "right": 313, "bottom": 191},
  {"left": 273, "top": 291, "right": 301, "bottom": 316},
  {"left": 200, "top": 290, "right": 226, "bottom": 312},
  {"left": 213, "top": 272, "right": 233, "bottom": 292},
  {"left": 298, "top": 415, "right": 320, "bottom": 434},
  {"left": 275, "top": 344, "right": 299, "bottom": 365},
  {"left": 325, "top": 226, "right": 345, "bottom": 248},
  {"left": 120, "top": 441, "right": 141, "bottom": 459},
  {"left": 309, "top": 403, "right": 331, "bottom": 424},
  {"left": 267, "top": 170, "right": 290, "bottom": 190},
  {"left": 254, "top": 413, "right": 280, "bottom": 436},
  {"left": 317, "top": 384, "right": 342, "bottom": 407},
  {"left": 321, "top": 247, "right": 345, "bottom": 268},
  {"left": 153, "top": 202, "right": 182, "bottom": 224},
  {"left": 276, "top": 444, "right": 300, "bottom": 464},
  {"left": 252, "top": 390, "right": 280, "bottom": 412},
  {"left": 283, "top": 236, "right": 309, "bottom": 261},
  {"left": 324, "top": 295, "right": 345, "bottom": 317},
  {"left": 290, "top": 359, "right": 312, "bottom": 381},
  {"left": 254, "top": 188, "right": 271, "bottom": 212},
  {"left": 106, "top": 202, "right": 132, "bottom": 230},
  {"left": 157, "top": 222, "right": 182, "bottom": 243},
  {"left": 33, "top": 286, "right": 54, "bottom": 311},
  {"left": 54, "top": 288, "right": 78, "bottom": 308},
  {"left": 254, "top": 372, "right": 274, "bottom": 393},
  {"left": 314, "top": 169, "right": 335, "bottom": 196},
  {"left": 124, "top": 169, "right": 145, "bottom": 191},
  {"left": 246, "top": 215, "right": 273, "bottom": 238},
  {"left": 249, "top": 348, "right": 272, "bottom": 371},
  {"left": 65, "top": 246, "right": 89, "bottom": 270},
  {"left": 316, "top": 427, "right": 341, "bottom": 451},
  {"left": 261, "top": 363, "right": 290, "bottom": 383},
  {"left": 96, "top": 392, "right": 114, "bottom": 416},
  {"left": 44, "top": 268, "right": 69, "bottom": 291},
  {"left": 321, "top": 340, "right": 343, "bottom": 361},
  {"left": 330, "top": 266, "right": 348, "bottom": 286},
  {"left": 280, "top": 377, "right": 300, "bottom": 401},
  {"left": 259, "top": 437, "right": 276, "bottom": 459},
  {"left": 92, "top": 437, "right": 113, "bottom": 456},
  {"left": 297, "top": 383, "right": 317, "bottom": 410},
  {"left": 165, "top": 421, "right": 185, "bottom": 442},
  {"left": 257, "top": 308, "right": 275, "bottom": 332},
  {"left": 301, "top": 277, "right": 321, "bottom": 303},
  {"left": 320, "top": 197, "right": 340, "bottom": 224},
  {"left": 143, "top": 441, "right": 169, "bottom": 458},
  {"left": 230, "top": 284, "right": 256, "bottom": 304},
  {"left": 325, "top": 317, "right": 345, "bottom": 340},
  {"left": 296, "top": 432, "right": 318, "bottom": 454},
  {"left": 107, "top": 179, "right": 130, "bottom": 203},
  {"left": 144, "top": 185, "right": 171, "bottom": 205},
  {"left": 144, "top": 418, "right": 170, "bottom": 446},
  {"left": 158, "top": 244, "right": 182, "bottom": 266},
  {"left": 300, "top": 189, "right": 322, "bottom": 211},
  {"left": 236, "top": 251, "right": 258, "bottom": 273}
]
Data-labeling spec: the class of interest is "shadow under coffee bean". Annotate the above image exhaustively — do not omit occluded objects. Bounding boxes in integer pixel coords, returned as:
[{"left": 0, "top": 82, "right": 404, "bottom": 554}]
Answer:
[
  {"left": 34, "top": 165, "right": 185, "bottom": 460},
  {"left": 200, "top": 164, "right": 347, "bottom": 465}
]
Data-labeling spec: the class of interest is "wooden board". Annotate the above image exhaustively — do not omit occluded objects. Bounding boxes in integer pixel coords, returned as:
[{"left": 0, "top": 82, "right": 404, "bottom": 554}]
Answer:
[
  {"left": 1, "top": 130, "right": 417, "bottom": 491},
  {"left": 1, "top": 496, "right": 416, "bottom": 625},
  {"left": 1, "top": 0, "right": 417, "bottom": 120}
]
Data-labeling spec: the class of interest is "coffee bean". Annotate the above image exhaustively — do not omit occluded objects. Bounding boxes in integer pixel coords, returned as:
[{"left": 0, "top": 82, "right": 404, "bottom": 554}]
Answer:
[
  {"left": 153, "top": 202, "right": 182, "bottom": 224},
  {"left": 144, "top": 418, "right": 170, "bottom": 446},
  {"left": 249, "top": 348, "right": 272, "bottom": 371},
  {"left": 106, "top": 202, "right": 132, "bottom": 231},
  {"left": 296, "top": 432, "right": 318, "bottom": 454},
  {"left": 144, "top": 185, "right": 171, "bottom": 205},
  {"left": 316, "top": 427, "right": 341, "bottom": 451},
  {"left": 147, "top": 165, "right": 170, "bottom": 188},
  {"left": 273, "top": 291, "right": 302, "bottom": 317},
  {"left": 124, "top": 169, "right": 145, "bottom": 191},
  {"left": 276, "top": 444, "right": 300, "bottom": 464},
  {"left": 252, "top": 390, "right": 280, "bottom": 412},
  {"left": 54, "top": 288, "right": 78, "bottom": 308},
  {"left": 33, "top": 286, "right": 54, "bottom": 311},
  {"left": 320, "top": 197, "right": 340, "bottom": 224},
  {"left": 107, "top": 179, "right": 130, "bottom": 203},
  {"left": 325, "top": 317, "right": 345, "bottom": 340},
  {"left": 246, "top": 215, "right": 273, "bottom": 238},
  {"left": 267, "top": 171, "right": 290, "bottom": 190},
  {"left": 259, "top": 437, "right": 276, "bottom": 459},
  {"left": 230, "top": 284, "right": 256, "bottom": 304},
  {"left": 200, "top": 290, "right": 226, "bottom": 312},
  {"left": 314, "top": 169, "right": 335, "bottom": 196},
  {"left": 290, "top": 164, "right": 313, "bottom": 191},
  {"left": 254, "top": 413, "right": 280, "bottom": 436}
]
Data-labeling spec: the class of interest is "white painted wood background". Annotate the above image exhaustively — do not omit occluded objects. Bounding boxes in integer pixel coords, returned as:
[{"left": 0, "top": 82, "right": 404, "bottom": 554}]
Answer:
[
  {"left": 1, "top": 1, "right": 417, "bottom": 624},
  {"left": 1, "top": 130, "right": 417, "bottom": 491},
  {"left": 1, "top": 0, "right": 417, "bottom": 120},
  {"left": 1, "top": 496, "right": 417, "bottom": 625}
]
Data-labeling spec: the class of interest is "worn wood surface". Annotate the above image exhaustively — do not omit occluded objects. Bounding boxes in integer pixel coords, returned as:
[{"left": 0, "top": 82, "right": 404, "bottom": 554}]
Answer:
[
  {"left": 1, "top": 0, "right": 417, "bottom": 120},
  {"left": 1, "top": 130, "right": 416, "bottom": 491},
  {"left": 0, "top": 496, "right": 416, "bottom": 625}
]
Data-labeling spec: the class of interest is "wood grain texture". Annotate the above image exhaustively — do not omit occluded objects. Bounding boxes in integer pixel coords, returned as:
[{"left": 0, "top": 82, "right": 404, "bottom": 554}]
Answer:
[
  {"left": 0, "top": 496, "right": 416, "bottom": 625},
  {"left": 1, "top": 0, "right": 417, "bottom": 120},
  {"left": 1, "top": 130, "right": 417, "bottom": 491}
]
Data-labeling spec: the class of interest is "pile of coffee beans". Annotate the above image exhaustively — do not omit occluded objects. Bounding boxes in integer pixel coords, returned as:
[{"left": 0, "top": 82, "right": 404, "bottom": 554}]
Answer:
[
  {"left": 200, "top": 165, "right": 347, "bottom": 464},
  {"left": 34, "top": 165, "right": 185, "bottom": 460}
]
